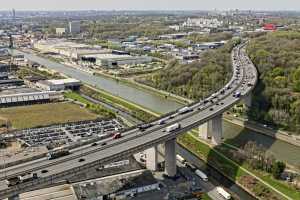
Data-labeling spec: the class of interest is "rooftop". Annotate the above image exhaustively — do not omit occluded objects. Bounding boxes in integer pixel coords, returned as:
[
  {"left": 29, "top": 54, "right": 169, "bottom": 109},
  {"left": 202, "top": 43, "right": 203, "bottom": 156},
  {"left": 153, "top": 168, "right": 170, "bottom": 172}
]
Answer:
[
  {"left": 44, "top": 78, "right": 80, "bottom": 85},
  {"left": 73, "top": 170, "right": 157, "bottom": 199},
  {"left": 83, "top": 53, "right": 132, "bottom": 60}
]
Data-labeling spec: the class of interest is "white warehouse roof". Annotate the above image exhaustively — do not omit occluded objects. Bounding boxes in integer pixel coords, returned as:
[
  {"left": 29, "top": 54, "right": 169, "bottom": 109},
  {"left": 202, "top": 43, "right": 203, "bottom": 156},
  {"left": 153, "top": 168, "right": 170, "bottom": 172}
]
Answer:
[{"left": 46, "top": 78, "right": 81, "bottom": 85}]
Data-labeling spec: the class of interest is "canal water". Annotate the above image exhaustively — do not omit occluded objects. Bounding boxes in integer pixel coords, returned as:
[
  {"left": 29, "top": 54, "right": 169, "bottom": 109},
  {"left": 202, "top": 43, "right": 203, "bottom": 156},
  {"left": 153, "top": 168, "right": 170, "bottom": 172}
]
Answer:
[
  {"left": 12, "top": 50, "right": 300, "bottom": 167},
  {"left": 11, "top": 49, "right": 181, "bottom": 114}
]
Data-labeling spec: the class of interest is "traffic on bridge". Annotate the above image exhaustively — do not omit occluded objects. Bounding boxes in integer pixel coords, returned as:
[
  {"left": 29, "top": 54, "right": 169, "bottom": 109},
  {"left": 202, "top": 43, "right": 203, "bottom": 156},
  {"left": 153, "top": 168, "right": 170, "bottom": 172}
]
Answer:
[{"left": 0, "top": 42, "right": 258, "bottom": 200}]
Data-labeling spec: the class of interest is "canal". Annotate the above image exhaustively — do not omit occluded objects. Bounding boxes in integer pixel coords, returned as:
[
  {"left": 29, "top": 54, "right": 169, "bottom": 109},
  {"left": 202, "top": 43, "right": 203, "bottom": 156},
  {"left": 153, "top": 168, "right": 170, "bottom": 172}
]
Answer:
[
  {"left": 11, "top": 49, "right": 181, "bottom": 114},
  {"left": 12, "top": 49, "right": 300, "bottom": 167}
]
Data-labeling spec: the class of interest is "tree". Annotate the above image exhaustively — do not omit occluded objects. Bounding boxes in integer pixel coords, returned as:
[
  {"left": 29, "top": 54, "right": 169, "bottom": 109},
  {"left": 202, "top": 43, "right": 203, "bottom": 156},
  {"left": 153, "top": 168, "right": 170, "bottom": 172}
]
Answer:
[{"left": 272, "top": 161, "right": 286, "bottom": 179}]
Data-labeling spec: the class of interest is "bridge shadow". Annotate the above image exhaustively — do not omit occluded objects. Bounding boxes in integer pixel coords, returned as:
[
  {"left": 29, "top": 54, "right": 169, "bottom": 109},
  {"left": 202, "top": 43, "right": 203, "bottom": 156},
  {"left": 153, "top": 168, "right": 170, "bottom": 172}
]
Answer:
[{"left": 192, "top": 82, "right": 283, "bottom": 199}]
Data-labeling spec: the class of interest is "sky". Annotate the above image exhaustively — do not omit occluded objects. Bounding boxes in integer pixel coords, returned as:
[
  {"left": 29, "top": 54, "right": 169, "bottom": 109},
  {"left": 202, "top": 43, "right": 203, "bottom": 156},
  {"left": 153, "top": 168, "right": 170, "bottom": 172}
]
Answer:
[{"left": 0, "top": 0, "right": 299, "bottom": 11}]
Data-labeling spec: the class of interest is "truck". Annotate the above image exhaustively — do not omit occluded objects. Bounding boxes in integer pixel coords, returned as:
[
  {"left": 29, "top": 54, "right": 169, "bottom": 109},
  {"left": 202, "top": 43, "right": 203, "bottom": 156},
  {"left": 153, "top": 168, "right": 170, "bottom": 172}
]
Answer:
[
  {"left": 165, "top": 123, "right": 181, "bottom": 132},
  {"left": 6, "top": 173, "right": 38, "bottom": 187},
  {"left": 176, "top": 154, "right": 186, "bottom": 164},
  {"left": 47, "top": 148, "right": 70, "bottom": 160},
  {"left": 216, "top": 187, "right": 231, "bottom": 200},
  {"left": 195, "top": 169, "right": 208, "bottom": 182},
  {"left": 178, "top": 106, "right": 193, "bottom": 115}
]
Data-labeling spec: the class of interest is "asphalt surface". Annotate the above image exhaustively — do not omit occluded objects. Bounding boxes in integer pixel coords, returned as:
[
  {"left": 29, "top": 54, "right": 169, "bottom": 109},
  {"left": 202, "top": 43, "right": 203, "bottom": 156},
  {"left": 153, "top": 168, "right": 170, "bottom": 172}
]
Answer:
[{"left": 0, "top": 43, "right": 257, "bottom": 199}]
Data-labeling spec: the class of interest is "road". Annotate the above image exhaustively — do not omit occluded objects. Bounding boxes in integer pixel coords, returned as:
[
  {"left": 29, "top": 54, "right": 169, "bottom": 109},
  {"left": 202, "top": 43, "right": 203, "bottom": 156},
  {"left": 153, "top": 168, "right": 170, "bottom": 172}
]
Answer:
[
  {"left": 0, "top": 43, "right": 258, "bottom": 199},
  {"left": 80, "top": 93, "right": 142, "bottom": 125}
]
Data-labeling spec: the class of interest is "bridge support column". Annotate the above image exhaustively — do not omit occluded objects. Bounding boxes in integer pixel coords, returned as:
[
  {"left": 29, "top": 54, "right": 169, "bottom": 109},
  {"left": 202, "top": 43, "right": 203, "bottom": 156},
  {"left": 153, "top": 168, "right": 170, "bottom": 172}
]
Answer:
[
  {"left": 211, "top": 114, "right": 223, "bottom": 145},
  {"left": 145, "top": 146, "right": 158, "bottom": 171},
  {"left": 199, "top": 121, "right": 213, "bottom": 139},
  {"left": 164, "top": 138, "right": 176, "bottom": 177},
  {"left": 8, "top": 194, "right": 20, "bottom": 200},
  {"left": 243, "top": 92, "right": 252, "bottom": 108}
]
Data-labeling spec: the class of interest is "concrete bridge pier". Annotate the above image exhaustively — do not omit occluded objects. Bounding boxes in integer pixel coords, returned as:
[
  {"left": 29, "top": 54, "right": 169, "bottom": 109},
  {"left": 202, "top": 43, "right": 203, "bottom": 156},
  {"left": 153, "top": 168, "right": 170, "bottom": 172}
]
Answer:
[
  {"left": 211, "top": 114, "right": 223, "bottom": 145},
  {"left": 199, "top": 114, "right": 223, "bottom": 145},
  {"left": 164, "top": 139, "right": 176, "bottom": 177},
  {"left": 145, "top": 146, "right": 158, "bottom": 171},
  {"left": 199, "top": 120, "right": 212, "bottom": 139},
  {"left": 8, "top": 194, "right": 20, "bottom": 200},
  {"left": 243, "top": 92, "right": 252, "bottom": 108}
]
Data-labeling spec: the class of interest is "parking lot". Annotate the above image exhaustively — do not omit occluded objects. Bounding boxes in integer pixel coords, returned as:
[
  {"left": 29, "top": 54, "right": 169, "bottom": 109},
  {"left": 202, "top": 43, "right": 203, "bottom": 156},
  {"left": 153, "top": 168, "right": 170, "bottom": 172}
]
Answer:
[{"left": 12, "top": 119, "right": 123, "bottom": 147}]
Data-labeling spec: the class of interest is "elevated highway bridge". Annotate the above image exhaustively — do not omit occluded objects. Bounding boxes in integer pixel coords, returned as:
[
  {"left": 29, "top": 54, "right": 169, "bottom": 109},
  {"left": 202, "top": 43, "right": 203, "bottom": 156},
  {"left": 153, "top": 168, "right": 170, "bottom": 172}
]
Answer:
[{"left": 0, "top": 42, "right": 258, "bottom": 200}]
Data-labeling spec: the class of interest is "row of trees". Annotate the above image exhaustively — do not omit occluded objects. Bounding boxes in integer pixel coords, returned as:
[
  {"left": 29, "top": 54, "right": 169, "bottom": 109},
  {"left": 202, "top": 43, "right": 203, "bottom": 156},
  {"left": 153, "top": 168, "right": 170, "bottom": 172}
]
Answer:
[
  {"left": 246, "top": 31, "right": 300, "bottom": 134},
  {"left": 84, "top": 17, "right": 173, "bottom": 40},
  {"left": 240, "top": 141, "right": 286, "bottom": 179}
]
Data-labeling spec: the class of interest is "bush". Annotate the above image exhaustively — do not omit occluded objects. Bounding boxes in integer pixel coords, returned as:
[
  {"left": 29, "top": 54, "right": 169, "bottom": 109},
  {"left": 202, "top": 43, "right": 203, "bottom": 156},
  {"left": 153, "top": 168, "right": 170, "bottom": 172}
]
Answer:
[{"left": 272, "top": 161, "right": 286, "bottom": 179}]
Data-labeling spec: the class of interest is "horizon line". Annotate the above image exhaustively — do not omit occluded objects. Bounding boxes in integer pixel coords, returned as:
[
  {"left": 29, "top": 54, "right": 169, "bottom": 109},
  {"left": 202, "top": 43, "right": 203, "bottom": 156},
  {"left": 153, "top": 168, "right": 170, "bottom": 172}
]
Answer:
[{"left": 0, "top": 9, "right": 300, "bottom": 12}]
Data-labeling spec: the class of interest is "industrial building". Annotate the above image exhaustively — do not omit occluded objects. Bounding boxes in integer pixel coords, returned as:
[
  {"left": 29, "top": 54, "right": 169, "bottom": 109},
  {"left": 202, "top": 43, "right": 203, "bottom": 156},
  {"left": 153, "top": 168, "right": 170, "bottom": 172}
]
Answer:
[
  {"left": 73, "top": 170, "right": 159, "bottom": 200},
  {"left": 33, "top": 39, "right": 109, "bottom": 60},
  {"left": 183, "top": 18, "right": 224, "bottom": 28},
  {"left": 56, "top": 28, "right": 66, "bottom": 36},
  {"left": 36, "top": 78, "right": 81, "bottom": 91},
  {"left": 82, "top": 54, "right": 152, "bottom": 68},
  {"left": 0, "top": 91, "right": 61, "bottom": 107}
]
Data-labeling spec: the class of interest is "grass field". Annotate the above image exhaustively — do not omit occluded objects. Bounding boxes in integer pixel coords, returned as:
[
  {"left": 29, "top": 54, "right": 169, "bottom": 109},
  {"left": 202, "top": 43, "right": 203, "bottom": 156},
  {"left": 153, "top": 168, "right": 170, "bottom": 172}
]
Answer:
[{"left": 0, "top": 103, "right": 98, "bottom": 129}]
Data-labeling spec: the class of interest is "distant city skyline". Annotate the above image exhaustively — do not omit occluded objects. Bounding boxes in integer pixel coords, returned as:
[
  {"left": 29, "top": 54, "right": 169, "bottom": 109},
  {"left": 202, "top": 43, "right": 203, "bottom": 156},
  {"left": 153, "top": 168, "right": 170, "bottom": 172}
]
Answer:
[{"left": 0, "top": 0, "right": 299, "bottom": 11}]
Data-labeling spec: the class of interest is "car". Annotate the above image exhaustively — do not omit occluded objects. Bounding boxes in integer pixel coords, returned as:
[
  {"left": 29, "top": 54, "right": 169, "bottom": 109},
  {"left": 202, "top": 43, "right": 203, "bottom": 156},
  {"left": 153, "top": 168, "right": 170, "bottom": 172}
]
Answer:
[
  {"left": 138, "top": 124, "right": 153, "bottom": 131},
  {"left": 91, "top": 142, "right": 98, "bottom": 147},
  {"left": 101, "top": 142, "right": 107, "bottom": 146},
  {"left": 209, "top": 107, "right": 214, "bottom": 111},
  {"left": 211, "top": 93, "right": 218, "bottom": 99},
  {"left": 197, "top": 106, "right": 204, "bottom": 111},
  {"left": 41, "top": 169, "right": 49, "bottom": 174},
  {"left": 157, "top": 118, "right": 167, "bottom": 125},
  {"left": 78, "top": 158, "right": 85, "bottom": 162},
  {"left": 113, "top": 133, "right": 122, "bottom": 139}
]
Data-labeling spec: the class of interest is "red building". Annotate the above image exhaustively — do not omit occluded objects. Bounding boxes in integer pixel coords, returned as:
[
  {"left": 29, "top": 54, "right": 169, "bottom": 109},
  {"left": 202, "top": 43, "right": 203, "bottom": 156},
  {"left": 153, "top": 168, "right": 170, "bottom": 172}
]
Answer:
[{"left": 263, "top": 23, "right": 277, "bottom": 31}]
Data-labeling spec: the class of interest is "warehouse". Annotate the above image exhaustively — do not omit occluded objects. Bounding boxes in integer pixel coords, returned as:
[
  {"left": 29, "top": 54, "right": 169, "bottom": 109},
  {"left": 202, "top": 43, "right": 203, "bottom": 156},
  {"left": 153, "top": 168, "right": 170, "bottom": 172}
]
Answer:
[
  {"left": 33, "top": 39, "right": 109, "bottom": 60},
  {"left": 0, "top": 91, "right": 61, "bottom": 107},
  {"left": 82, "top": 54, "right": 152, "bottom": 68},
  {"left": 36, "top": 78, "right": 81, "bottom": 91}
]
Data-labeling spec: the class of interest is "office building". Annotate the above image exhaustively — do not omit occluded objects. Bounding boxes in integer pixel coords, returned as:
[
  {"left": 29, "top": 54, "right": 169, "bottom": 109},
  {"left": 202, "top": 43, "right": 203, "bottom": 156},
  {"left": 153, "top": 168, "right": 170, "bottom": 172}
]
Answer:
[
  {"left": 56, "top": 28, "right": 66, "bottom": 36},
  {"left": 69, "top": 21, "right": 81, "bottom": 34}
]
